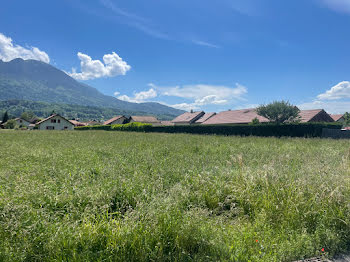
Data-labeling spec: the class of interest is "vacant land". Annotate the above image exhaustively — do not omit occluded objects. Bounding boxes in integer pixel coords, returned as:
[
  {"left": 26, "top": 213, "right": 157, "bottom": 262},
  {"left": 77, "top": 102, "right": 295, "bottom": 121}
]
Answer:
[{"left": 0, "top": 131, "right": 349, "bottom": 261}]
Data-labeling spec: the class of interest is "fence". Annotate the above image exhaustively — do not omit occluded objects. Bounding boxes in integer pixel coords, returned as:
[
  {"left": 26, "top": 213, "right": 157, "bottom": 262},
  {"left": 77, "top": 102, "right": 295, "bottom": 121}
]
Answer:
[{"left": 322, "top": 128, "right": 350, "bottom": 139}]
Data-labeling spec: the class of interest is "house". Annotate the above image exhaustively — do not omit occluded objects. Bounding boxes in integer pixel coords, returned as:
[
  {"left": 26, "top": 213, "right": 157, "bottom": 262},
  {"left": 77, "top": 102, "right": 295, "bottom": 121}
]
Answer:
[
  {"left": 171, "top": 111, "right": 205, "bottom": 125},
  {"left": 330, "top": 114, "right": 345, "bottom": 122},
  {"left": 14, "top": 118, "right": 31, "bottom": 127},
  {"left": 202, "top": 109, "right": 269, "bottom": 125},
  {"left": 69, "top": 120, "right": 88, "bottom": 127},
  {"left": 129, "top": 116, "right": 161, "bottom": 125},
  {"left": 298, "top": 109, "right": 334, "bottom": 123},
  {"left": 86, "top": 120, "right": 101, "bottom": 126},
  {"left": 194, "top": 112, "right": 216, "bottom": 124},
  {"left": 35, "top": 114, "right": 74, "bottom": 130},
  {"left": 160, "top": 121, "right": 174, "bottom": 126},
  {"left": 103, "top": 116, "right": 128, "bottom": 125}
]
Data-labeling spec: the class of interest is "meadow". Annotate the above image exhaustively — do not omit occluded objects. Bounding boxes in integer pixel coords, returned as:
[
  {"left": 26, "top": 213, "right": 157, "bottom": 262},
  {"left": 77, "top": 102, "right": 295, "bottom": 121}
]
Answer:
[{"left": 0, "top": 130, "right": 349, "bottom": 261}]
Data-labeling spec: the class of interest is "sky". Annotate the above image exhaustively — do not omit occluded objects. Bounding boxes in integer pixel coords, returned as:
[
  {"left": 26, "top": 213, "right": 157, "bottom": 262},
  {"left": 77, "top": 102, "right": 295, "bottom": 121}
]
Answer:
[{"left": 1, "top": 0, "right": 350, "bottom": 113}]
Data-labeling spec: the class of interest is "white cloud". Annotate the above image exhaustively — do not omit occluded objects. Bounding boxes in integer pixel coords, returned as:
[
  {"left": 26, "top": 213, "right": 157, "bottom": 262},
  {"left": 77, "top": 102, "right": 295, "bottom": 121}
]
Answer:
[
  {"left": 298, "top": 81, "right": 350, "bottom": 114},
  {"left": 192, "top": 40, "right": 219, "bottom": 48},
  {"left": 113, "top": 91, "right": 120, "bottom": 97},
  {"left": 299, "top": 100, "right": 350, "bottom": 114},
  {"left": 322, "top": 0, "right": 350, "bottom": 14},
  {"left": 317, "top": 81, "right": 350, "bottom": 100},
  {"left": 69, "top": 52, "right": 131, "bottom": 80},
  {"left": 157, "top": 83, "right": 247, "bottom": 102},
  {"left": 118, "top": 87, "right": 157, "bottom": 103},
  {"left": 0, "top": 33, "right": 50, "bottom": 63},
  {"left": 116, "top": 83, "right": 248, "bottom": 110},
  {"left": 171, "top": 103, "right": 200, "bottom": 111}
]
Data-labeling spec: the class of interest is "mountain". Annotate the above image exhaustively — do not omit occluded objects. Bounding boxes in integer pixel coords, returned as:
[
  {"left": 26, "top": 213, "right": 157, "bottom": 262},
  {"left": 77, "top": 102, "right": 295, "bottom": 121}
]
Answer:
[
  {"left": 0, "top": 100, "right": 178, "bottom": 121},
  {"left": 0, "top": 58, "right": 184, "bottom": 119}
]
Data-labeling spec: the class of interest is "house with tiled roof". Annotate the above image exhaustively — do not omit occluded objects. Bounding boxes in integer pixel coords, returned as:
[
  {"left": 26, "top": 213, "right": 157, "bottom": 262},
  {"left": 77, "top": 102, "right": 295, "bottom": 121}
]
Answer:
[
  {"left": 36, "top": 114, "right": 74, "bottom": 130},
  {"left": 69, "top": 120, "right": 88, "bottom": 127},
  {"left": 129, "top": 116, "right": 161, "bottom": 125},
  {"left": 298, "top": 109, "right": 334, "bottom": 123},
  {"left": 103, "top": 116, "right": 128, "bottom": 125},
  {"left": 194, "top": 112, "right": 216, "bottom": 124},
  {"left": 171, "top": 111, "right": 205, "bottom": 125},
  {"left": 330, "top": 114, "right": 345, "bottom": 122},
  {"left": 202, "top": 109, "right": 269, "bottom": 125}
]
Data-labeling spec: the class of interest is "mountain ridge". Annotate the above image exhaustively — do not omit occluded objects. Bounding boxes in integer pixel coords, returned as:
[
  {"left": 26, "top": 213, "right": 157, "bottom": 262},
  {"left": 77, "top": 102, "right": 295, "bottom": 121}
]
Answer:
[{"left": 0, "top": 58, "right": 184, "bottom": 118}]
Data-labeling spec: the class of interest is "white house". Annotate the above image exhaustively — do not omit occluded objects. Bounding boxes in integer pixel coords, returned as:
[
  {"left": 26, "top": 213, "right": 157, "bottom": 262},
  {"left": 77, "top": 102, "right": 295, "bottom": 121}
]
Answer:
[
  {"left": 15, "top": 118, "right": 31, "bottom": 127},
  {"left": 35, "top": 114, "right": 74, "bottom": 130}
]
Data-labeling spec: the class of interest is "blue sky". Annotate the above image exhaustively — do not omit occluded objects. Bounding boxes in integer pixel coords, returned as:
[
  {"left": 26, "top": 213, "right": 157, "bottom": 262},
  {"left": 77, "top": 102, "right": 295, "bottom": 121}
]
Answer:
[{"left": 1, "top": 0, "right": 350, "bottom": 113}]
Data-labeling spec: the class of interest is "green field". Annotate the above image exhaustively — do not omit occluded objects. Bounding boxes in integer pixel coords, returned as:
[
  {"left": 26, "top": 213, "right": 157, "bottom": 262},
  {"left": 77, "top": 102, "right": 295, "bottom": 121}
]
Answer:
[{"left": 0, "top": 131, "right": 349, "bottom": 261}]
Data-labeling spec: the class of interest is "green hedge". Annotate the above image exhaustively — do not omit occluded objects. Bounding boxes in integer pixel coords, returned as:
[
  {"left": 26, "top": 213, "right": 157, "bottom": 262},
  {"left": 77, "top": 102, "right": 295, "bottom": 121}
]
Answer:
[
  {"left": 111, "top": 122, "right": 153, "bottom": 131},
  {"left": 75, "top": 122, "right": 342, "bottom": 138},
  {"left": 75, "top": 125, "right": 112, "bottom": 131}
]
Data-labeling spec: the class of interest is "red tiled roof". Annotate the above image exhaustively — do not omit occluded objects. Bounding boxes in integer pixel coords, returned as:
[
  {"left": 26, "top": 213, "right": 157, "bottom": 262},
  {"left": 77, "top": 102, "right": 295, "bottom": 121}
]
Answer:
[
  {"left": 298, "top": 109, "right": 334, "bottom": 123},
  {"left": 172, "top": 111, "right": 205, "bottom": 123},
  {"left": 298, "top": 109, "right": 323, "bottom": 122},
  {"left": 36, "top": 114, "right": 73, "bottom": 126},
  {"left": 202, "top": 109, "right": 269, "bottom": 125},
  {"left": 69, "top": 120, "right": 87, "bottom": 126},
  {"left": 103, "top": 116, "right": 125, "bottom": 125},
  {"left": 195, "top": 112, "right": 216, "bottom": 123},
  {"left": 130, "top": 116, "right": 160, "bottom": 123},
  {"left": 330, "top": 114, "right": 344, "bottom": 122},
  {"left": 160, "top": 121, "right": 174, "bottom": 126}
]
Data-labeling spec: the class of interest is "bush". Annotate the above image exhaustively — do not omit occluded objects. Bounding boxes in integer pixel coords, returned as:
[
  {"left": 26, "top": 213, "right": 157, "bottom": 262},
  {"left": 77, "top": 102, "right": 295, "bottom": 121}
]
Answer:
[
  {"left": 111, "top": 122, "right": 152, "bottom": 132},
  {"left": 75, "top": 125, "right": 112, "bottom": 131},
  {"left": 151, "top": 122, "right": 342, "bottom": 138},
  {"left": 4, "top": 119, "right": 17, "bottom": 129},
  {"left": 75, "top": 122, "right": 342, "bottom": 138}
]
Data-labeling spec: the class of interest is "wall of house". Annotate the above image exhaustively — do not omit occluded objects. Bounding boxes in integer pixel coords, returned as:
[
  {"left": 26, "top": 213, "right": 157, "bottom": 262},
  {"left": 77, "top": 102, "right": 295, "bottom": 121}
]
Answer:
[
  {"left": 38, "top": 116, "right": 74, "bottom": 130},
  {"left": 310, "top": 112, "right": 334, "bottom": 122},
  {"left": 16, "top": 119, "right": 30, "bottom": 127}
]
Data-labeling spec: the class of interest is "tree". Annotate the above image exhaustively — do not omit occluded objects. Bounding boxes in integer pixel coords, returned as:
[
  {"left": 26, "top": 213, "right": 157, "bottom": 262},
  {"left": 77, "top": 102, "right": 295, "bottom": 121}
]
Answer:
[
  {"left": 2, "top": 111, "right": 9, "bottom": 123},
  {"left": 20, "top": 111, "right": 35, "bottom": 121},
  {"left": 256, "top": 100, "right": 300, "bottom": 124},
  {"left": 343, "top": 112, "right": 350, "bottom": 126},
  {"left": 4, "top": 119, "right": 17, "bottom": 129},
  {"left": 250, "top": 117, "right": 260, "bottom": 125}
]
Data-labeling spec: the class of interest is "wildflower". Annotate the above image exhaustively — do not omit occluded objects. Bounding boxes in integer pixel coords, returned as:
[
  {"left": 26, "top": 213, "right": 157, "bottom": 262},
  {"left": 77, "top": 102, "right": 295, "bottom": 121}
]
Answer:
[
  {"left": 256, "top": 240, "right": 258, "bottom": 243},
  {"left": 321, "top": 248, "right": 325, "bottom": 252}
]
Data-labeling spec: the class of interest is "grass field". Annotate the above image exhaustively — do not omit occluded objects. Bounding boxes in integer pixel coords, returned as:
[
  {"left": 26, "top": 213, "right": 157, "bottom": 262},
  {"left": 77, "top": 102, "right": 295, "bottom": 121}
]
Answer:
[{"left": 0, "top": 130, "right": 349, "bottom": 261}]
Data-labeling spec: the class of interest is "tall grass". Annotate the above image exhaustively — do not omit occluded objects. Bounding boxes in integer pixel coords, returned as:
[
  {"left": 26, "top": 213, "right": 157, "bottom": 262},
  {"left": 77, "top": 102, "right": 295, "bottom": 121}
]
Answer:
[{"left": 0, "top": 130, "right": 349, "bottom": 261}]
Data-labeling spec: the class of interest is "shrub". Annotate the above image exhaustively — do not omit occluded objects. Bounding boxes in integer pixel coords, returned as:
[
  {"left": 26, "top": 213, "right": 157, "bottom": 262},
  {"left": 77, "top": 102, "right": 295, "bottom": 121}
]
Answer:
[
  {"left": 256, "top": 101, "right": 300, "bottom": 124},
  {"left": 75, "top": 122, "right": 342, "bottom": 138},
  {"left": 4, "top": 119, "right": 17, "bottom": 129},
  {"left": 75, "top": 125, "right": 112, "bottom": 131},
  {"left": 111, "top": 122, "right": 152, "bottom": 132}
]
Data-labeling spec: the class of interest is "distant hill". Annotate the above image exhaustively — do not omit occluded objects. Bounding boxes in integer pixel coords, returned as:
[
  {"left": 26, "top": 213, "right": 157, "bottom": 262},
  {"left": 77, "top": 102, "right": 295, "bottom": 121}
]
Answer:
[
  {"left": 0, "top": 58, "right": 184, "bottom": 119},
  {"left": 0, "top": 100, "right": 179, "bottom": 121}
]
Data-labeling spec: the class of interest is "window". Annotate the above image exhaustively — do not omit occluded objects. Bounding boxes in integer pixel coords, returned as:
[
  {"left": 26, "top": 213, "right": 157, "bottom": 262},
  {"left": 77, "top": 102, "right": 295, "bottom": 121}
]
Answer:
[
  {"left": 46, "top": 126, "right": 55, "bottom": 130},
  {"left": 64, "top": 126, "right": 68, "bottom": 130},
  {"left": 51, "top": 119, "right": 56, "bottom": 123},
  {"left": 20, "top": 120, "right": 22, "bottom": 123},
  {"left": 58, "top": 119, "right": 61, "bottom": 123}
]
